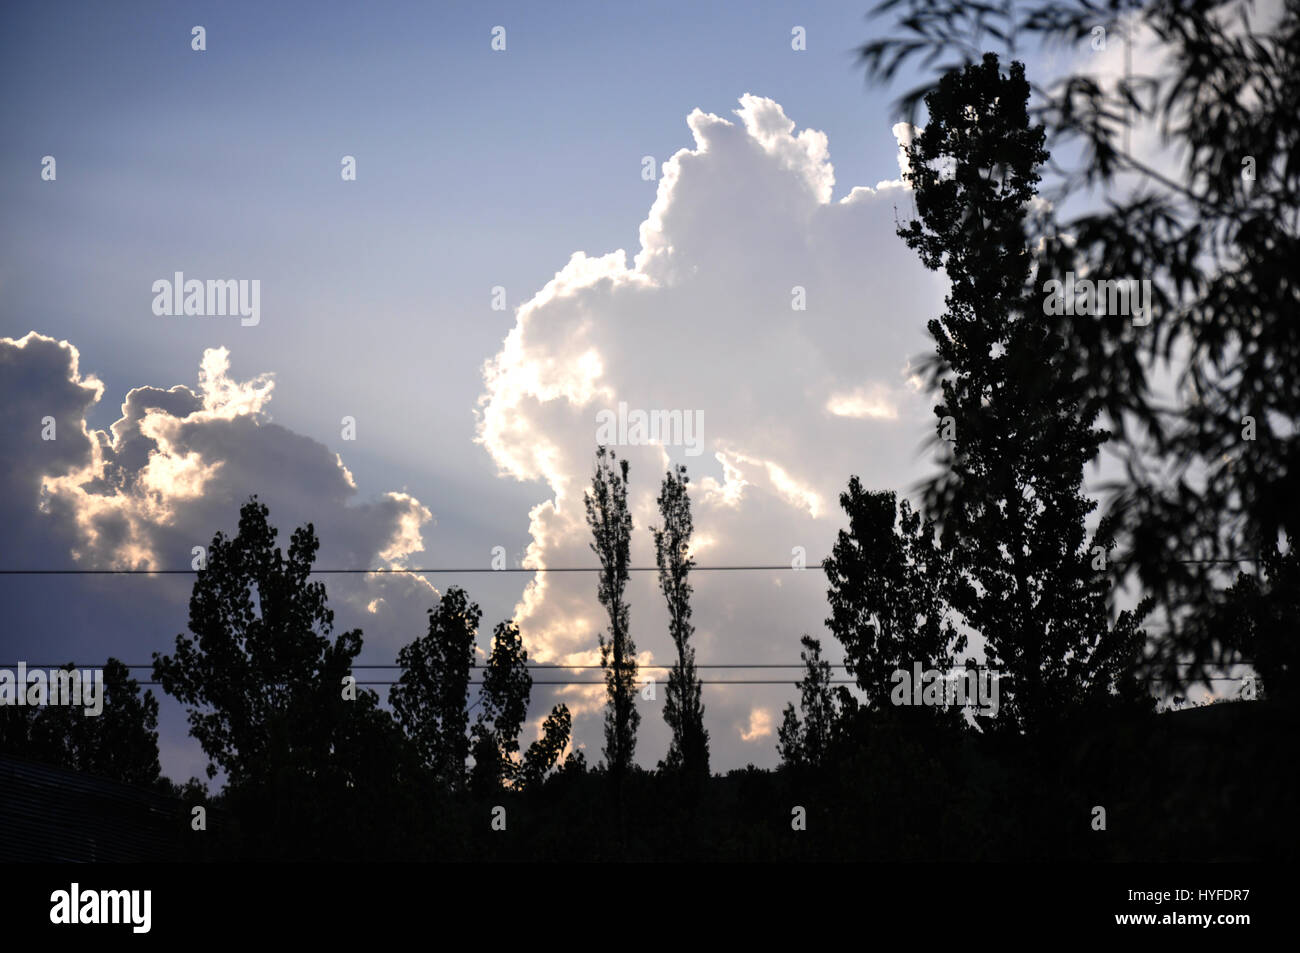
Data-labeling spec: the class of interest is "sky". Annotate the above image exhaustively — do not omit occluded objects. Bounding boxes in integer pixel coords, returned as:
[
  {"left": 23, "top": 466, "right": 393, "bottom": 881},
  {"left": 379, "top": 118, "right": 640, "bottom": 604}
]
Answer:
[{"left": 0, "top": 0, "right": 1170, "bottom": 781}]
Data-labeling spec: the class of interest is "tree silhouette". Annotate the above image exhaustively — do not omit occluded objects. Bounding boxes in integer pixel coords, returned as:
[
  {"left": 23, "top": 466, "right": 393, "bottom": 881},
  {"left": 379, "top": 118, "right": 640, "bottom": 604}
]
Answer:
[
  {"left": 469, "top": 618, "right": 572, "bottom": 793},
  {"left": 469, "top": 619, "right": 528, "bottom": 793},
  {"left": 0, "top": 658, "right": 163, "bottom": 788},
  {"left": 1197, "top": 537, "right": 1298, "bottom": 703},
  {"left": 777, "top": 635, "right": 847, "bottom": 769},
  {"left": 518, "top": 704, "right": 573, "bottom": 790},
  {"left": 652, "top": 464, "right": 709, "bottom": 780},
  {"left": 391, "top": 585, "right": 479, "bottom": 791},
  {"left": 860, "top": 0, "right": 1300, "bottom": 693},
  {"left": 897, "top": 55, "right": 1149, "bottom": 731},
  {"left": 585, "top": 445, "right": 639, "bottom": 777},
  {"left": 152, "top": 497, "right": 411, "bottom": 857},
  {"left": 153, "top": 497, "right": 380, "bottom": 786},
  {"left": 823, "top": 480, "right": 964, "bottom": 725}
]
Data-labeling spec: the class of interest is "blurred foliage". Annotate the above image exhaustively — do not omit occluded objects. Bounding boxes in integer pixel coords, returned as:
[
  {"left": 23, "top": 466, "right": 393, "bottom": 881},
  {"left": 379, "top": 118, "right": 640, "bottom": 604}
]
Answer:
[{"left": 860, "top": 0, "right": 1300, "bottom": 691}]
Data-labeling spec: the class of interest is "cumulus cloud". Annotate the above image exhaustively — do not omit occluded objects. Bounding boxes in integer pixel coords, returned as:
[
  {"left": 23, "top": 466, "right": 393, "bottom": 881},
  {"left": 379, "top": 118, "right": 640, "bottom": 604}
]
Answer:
[
  {"left": 887, "top": 121, "right": 917, "bottom": 188},
  {"left": 476, "top": 95, "right": 949, "bottom": 768},
  {"left": 3, "top": 336, "right": 434, "bottom": 594},
  {"left": 0, "top": 332, "right": 440, "bottom": 779}
]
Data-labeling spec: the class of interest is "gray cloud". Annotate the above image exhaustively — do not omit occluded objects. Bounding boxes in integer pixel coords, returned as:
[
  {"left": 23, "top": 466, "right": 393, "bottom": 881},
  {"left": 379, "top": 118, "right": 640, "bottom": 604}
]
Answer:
[{"left": 0, "top": 332, "right": 439, "bottom": 781}]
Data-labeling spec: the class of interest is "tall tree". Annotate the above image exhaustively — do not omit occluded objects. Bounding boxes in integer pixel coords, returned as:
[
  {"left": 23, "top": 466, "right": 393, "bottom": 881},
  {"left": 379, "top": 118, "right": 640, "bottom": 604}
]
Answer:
[
  {"left": 391, "top": 586, "right": 480, "bottom": 791},
  {"left": 652, "top": 465, "right": 709, "bottom": 779},
  {"left": 823, "top": 480, "right": 965, "bottom": 726},
  {"left": 860, "top": 0, "right": 1300, "bottom": 691},
  {"left": 584, "top": 445, "right": 639, "bottom": 777},
  {"left": 896, "top": 54, "right": 1149, "bottom": 731}
]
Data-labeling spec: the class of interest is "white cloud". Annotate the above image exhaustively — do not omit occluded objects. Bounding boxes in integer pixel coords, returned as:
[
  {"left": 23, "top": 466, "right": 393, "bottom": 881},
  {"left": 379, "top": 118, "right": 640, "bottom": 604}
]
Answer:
[
  {"left": 476, "top": 95, "right": 949, "bottom": 770},
  {"left": 826, "top": 383, "right": 899, "bottom": 420},
  {"left": 740, "top": 706, "right": 775, "bottom": 743},
  {"left": 887, "top": 121, "right": 917, "bottom": 187}
]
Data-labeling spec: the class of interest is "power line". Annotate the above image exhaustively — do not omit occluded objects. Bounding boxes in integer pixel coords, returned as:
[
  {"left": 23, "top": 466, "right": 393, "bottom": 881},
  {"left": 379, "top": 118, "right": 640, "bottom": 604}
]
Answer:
[
  {"left": 10, "top": 662, "right": 854, "bottom": 670},
  {"left": 7, "top": 662, "right": 1254, "bottom": 686},
  {"left": 20, "top": 663, "right": 846, "bottom": 670},
  {"left": 9, "top": 661, "right": 1251, "bottom": 670},
  {"left": 98, "top": 676, "right": 1249, "bottom": 686},
  {"left": 0, "top": 556, "right": 1260, "bottom": 576},
  {"left": 118, "top": 679, "right": 867, "bottom": 687},
  {"left": 0, "top": 565, "right": 807, "bottom": 575}
]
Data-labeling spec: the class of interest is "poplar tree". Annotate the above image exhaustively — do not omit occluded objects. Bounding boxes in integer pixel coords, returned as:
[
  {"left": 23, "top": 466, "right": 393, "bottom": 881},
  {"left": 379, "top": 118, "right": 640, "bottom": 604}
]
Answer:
[
  {"left": 897, "top": 54, "right": 1149, "bottom": 731},
  {"left": 585, "top": 446, "right": 639, "bottom": 776},
  {"left": 652, "top": 465, "right": 708, "bottom": 779}
]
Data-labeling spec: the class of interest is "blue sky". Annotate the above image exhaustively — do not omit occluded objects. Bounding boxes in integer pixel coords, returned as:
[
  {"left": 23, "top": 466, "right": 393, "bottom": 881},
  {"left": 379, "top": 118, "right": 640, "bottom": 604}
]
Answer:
[{"left": 2, "top": 0, "right": 917, "bottom": 558}]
